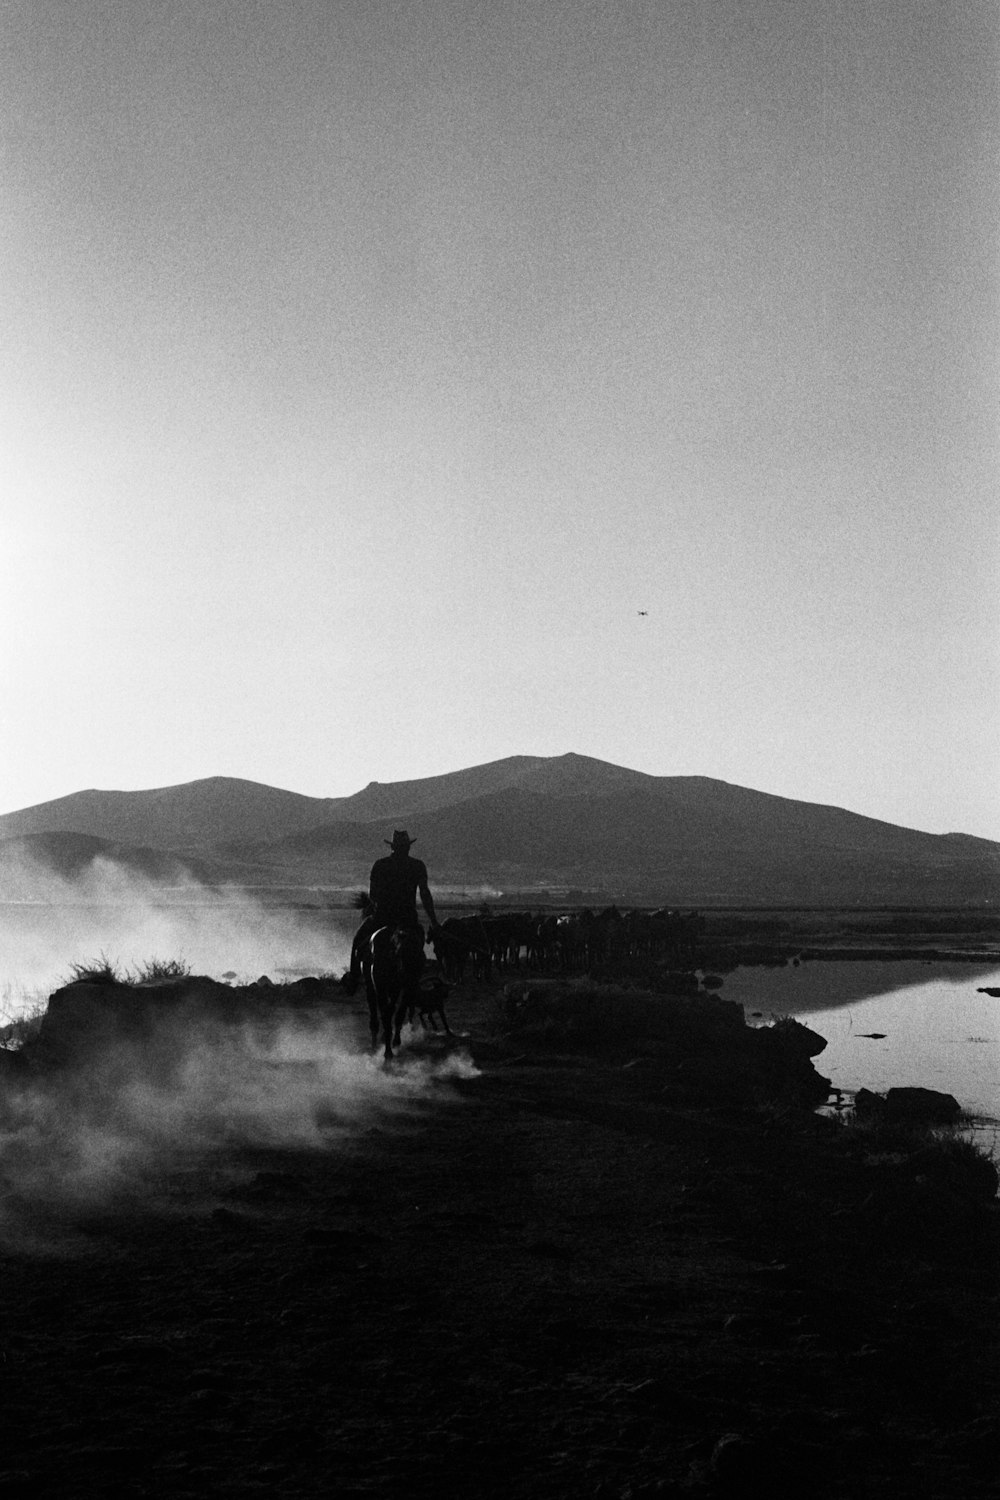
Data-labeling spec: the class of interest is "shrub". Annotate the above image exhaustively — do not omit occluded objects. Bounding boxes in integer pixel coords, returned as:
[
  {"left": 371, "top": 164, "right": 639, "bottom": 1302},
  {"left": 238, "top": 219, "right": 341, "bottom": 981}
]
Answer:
[
  {"left": 65, "top": 953, "right": 120, "bottom": 985},
  {"left": 132, "top": 957, "right": 192, "bottom": 982},
  {"left": 837, "top": 1114, "right": 999, "bottom": 1201},
  {"left": 493, "top": 978, "right": 739, "bottom": 1056}
]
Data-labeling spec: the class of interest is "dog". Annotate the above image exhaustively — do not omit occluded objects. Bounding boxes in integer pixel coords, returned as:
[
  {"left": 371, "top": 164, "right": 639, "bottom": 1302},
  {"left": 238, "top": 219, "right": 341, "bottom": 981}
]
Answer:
[{"left": 410, "top": 975, "right": 452, "bottom": 1033}]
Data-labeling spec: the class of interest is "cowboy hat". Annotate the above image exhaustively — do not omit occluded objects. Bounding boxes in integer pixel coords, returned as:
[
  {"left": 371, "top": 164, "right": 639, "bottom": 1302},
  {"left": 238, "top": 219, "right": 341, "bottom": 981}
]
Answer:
[{"left": 385, "top": 830, "right": 415, "bottom": 850}]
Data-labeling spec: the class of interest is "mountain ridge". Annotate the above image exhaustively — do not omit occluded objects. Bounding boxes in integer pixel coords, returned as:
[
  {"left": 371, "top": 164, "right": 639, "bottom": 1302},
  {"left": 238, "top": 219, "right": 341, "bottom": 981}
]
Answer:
[
  {"left": 0, "top": 776, "right": 347, "bottom": 852},
  {"left": 0, "top": 831, "right": 216, "bottom": 890},
  {"left": 1, "top": 754, "right": 996, "bottom": 905}
]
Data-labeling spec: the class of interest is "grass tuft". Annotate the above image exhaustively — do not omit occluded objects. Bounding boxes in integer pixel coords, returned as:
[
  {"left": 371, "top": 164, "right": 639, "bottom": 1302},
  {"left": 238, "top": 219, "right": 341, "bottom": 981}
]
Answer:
[
  {"left": 65, "top": 953, "right": 121, "bottom": 985},
  {"left": 132, "top": 956, "right": 192, "bottom": 982},
  {"left": 836, "top": 1112, "right": 999, "bottom": 1201}
]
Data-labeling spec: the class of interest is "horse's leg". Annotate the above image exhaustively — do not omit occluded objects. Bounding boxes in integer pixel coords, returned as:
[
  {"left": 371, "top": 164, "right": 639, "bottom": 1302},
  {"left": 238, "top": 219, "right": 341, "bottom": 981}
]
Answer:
[
  {"left": 382, "top": 1004, "right": 394, "bottom": 1059},
  {"left": 398, "top": 971, "right": 422, "bottom": 1045},
  {"left": 391, "top": 987, "right": 406, "bottom": 1049},
  {"left": 368, "top": 974, "right": 392, "bottom": 1058},
  {"left": 368, "top": 938, "right": 393, "bottom": 1060},
  {"left": 366, "top": 985, "right": 379, "bottom": 1051},
  {"left": 380, "top": 988, "right": 396, "bottom": 1060}
]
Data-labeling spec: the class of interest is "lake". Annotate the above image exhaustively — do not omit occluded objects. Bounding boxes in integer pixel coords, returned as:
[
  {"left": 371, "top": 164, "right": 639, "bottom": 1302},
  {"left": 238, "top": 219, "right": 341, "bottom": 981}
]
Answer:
[{"left": 720, "top": 959, "right": 1000, "bottom": 1133}]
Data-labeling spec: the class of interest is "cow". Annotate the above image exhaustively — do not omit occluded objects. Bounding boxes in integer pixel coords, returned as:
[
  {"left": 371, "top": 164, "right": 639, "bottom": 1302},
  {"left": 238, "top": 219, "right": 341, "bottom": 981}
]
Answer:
[
  {"left": 530, "top": 914, "right": 562, "bottom": 969},
  {"left": 431, "top": 915, "right": 492, "bottom": 983}
]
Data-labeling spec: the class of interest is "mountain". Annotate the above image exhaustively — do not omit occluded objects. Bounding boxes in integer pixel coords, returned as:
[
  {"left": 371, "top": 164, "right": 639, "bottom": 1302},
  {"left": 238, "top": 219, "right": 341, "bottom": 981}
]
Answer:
[
  {"left": 0, "top": 832, "right": 215, "bottom": 894},
  {"left": 2, "top": 755, "right": 997, "bottom": 905},
  {"left": 250, "top": 767, "right": 1000, "bottom": 904},
  {"left": 328, "top": 755, "right": 552, "bottom": 821},
  {"left": 0, "top": 758, "right": 566, "bottom": 849},
  {"left": 0, "top": 777, "right": 345, "bottom": 854}
]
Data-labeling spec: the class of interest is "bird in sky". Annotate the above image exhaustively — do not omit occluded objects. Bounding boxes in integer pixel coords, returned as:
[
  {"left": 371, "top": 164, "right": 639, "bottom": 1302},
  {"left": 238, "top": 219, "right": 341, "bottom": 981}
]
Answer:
[{"left": 637, "top": 610, "right": 648, "bottom": 616}]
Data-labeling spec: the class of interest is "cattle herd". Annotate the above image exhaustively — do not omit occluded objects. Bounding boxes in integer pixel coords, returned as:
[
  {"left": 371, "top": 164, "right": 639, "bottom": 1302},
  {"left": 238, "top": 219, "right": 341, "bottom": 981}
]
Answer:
[{"left": 430, "top": 906, "right": 705, "bottom": 984}]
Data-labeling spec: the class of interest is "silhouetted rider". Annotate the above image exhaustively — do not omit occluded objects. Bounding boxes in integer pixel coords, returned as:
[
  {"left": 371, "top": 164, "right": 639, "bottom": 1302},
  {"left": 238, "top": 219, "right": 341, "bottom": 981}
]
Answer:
[{"left": 342, "top": 830, "right": 440, "bottom": 993}]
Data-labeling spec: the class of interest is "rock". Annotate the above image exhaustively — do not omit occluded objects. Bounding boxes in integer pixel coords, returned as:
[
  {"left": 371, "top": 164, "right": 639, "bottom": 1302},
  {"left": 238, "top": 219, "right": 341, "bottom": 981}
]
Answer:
[
  {"left": 36, "top": 977, "right": 224, "bottom": 1062},
  {"left": 676, "top": 1029, "right": 830, "bottom": 1109},
  {"left": 26, "top": 974, "right": 340, "bottom": 1075},
  {"left": 284, "top": 975, "right": 339, "bottom": 999},
  {"left": 884, "top": 1087, "right": 962, "bottom": 1124},
  {"left": 854, "top": 1086, "right": 963, "bottom": 1124},
  {"left": 760, "top": 1017, "right": 828, "bottom": 1057}
]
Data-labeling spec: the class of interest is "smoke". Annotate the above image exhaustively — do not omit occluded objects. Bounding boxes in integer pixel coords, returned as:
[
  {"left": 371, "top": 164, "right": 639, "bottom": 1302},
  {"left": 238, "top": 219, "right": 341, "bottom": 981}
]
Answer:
[{"left": 0, "top": 844, "right": 356, "bottom": 1009}]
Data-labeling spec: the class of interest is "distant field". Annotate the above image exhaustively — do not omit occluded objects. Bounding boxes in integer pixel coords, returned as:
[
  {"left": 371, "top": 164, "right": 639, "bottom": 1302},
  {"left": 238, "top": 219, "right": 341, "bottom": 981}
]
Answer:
[
  {"left": 695, "top": 906, "right": 1000, "bottom": 955},
  {"left": 271, "top": 897, "right": 1000, "bottom": 953},
  {"left": 399, "top": 901, "right": 1000, "bottom": 957}
]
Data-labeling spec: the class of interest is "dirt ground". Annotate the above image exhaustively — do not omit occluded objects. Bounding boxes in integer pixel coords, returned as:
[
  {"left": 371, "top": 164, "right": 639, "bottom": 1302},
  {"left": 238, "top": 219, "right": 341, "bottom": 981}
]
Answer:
[{"left": 1, "top": 979, "right": 998, "bottom": 1499}]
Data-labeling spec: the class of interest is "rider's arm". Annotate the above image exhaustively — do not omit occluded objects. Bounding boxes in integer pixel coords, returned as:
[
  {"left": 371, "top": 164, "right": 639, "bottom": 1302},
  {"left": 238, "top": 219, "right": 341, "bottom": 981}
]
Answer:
[{"left": 418, "top": 873, "right": 439, "bottom": 928}]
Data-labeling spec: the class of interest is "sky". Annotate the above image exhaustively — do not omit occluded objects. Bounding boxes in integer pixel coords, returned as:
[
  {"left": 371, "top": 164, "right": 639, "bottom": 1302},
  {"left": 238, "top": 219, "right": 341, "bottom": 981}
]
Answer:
[{"left": 2, "top": 0, "right": 998, "bottom": 838}]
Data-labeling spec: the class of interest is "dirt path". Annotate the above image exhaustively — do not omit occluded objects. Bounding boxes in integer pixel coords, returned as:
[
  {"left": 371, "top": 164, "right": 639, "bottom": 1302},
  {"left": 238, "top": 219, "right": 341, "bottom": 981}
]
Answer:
[{"left": 1, "top": 992, "right": 997, "bottom": 1498}]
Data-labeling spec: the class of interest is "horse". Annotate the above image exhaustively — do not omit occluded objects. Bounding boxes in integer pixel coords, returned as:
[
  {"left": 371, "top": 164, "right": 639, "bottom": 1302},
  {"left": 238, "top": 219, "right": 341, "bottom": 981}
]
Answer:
[{"left": 363, "top": 923, "right": 426, "bottom": 1060}]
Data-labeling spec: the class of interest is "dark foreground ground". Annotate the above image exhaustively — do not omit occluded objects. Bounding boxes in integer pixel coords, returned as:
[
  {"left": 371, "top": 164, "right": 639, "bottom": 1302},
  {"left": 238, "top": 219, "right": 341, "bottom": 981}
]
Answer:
[{"left": 1, "top": 973, "right": 998, "bottom": 1500}]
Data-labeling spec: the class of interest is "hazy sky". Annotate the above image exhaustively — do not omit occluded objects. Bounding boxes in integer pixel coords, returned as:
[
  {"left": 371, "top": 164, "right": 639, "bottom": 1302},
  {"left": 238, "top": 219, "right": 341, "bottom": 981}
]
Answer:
[{"left": 3, "top": 0, "right": 998, "bottom": 836}]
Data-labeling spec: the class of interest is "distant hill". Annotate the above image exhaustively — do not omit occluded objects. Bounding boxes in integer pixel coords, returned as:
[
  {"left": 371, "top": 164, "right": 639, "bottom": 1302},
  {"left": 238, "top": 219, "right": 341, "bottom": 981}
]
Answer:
[
  {"left": 2, "top": 755, "right": 998, "bottom": 905},
  {"left": 0, "top": 832, "right": 214, "bottom": 896},
  {"left": 0, "top": 777, "right": 344, "bottom": 854}
]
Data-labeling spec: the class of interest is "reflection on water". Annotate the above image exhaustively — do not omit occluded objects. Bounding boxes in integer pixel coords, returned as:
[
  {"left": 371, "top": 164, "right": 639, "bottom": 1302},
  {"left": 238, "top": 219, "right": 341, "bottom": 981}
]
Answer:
[{"left": 721, "top": 961, "right": 1000, "bottom": 1126}]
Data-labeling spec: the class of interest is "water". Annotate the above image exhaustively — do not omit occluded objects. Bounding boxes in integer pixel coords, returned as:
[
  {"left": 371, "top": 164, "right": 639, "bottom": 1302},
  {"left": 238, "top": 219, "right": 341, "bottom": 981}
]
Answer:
[{"left": 720, "top": 960, "right": 1000, "bottom": 1131}]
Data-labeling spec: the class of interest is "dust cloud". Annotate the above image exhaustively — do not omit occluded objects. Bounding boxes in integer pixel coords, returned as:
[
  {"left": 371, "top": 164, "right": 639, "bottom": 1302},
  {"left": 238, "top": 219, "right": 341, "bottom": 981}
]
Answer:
[
  {"left": 0, "top": 846, "right": 478, "bottom": 1251},
  {"left": 0, "top": 1003, "right": 478, "bottom": 1253},
  {"left": 0, "top": 844, "right": 356, "bottom": 1013}
]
